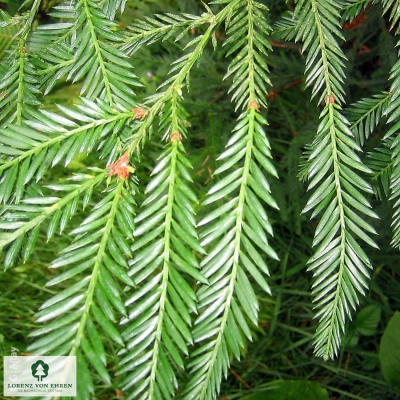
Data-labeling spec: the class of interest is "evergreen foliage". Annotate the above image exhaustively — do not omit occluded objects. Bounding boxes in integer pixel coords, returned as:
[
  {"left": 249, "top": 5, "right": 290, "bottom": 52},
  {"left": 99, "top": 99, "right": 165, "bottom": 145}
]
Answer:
[{"left": 1, "top": 0, "right": 400, "bottom": 398}]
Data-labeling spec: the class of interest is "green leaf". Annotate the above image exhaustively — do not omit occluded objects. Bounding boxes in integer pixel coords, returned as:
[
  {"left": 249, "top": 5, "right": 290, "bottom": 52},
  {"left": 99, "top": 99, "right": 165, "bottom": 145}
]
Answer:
[
  {"left": 356, "top": 305, "right": 381, "bottom": 336},
  {"left": 380, "top": 311, "right": 400, "bottom": 388}
]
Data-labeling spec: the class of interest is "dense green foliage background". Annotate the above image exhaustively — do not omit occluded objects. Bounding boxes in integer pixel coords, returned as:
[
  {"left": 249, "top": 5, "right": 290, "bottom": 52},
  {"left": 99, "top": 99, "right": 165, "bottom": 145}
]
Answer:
[{"left": 1, "top": 0, "right": 400, "bottom": 399}]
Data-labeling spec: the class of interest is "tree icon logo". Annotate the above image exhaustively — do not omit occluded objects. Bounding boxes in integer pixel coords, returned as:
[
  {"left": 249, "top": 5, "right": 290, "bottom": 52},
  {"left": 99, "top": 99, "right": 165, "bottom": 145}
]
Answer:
[{"left": 31, "top": 360, "right": 49, "bottom": 381}]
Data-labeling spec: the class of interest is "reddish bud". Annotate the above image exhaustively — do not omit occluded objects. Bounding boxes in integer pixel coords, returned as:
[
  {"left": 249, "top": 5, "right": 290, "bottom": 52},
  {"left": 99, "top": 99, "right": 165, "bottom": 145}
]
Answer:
[
  {"left": 170, "top": 132, "right": 182, "bottom": 143},
  {"left": 107, "top": 152, "right": 130, "bottom": 180}
]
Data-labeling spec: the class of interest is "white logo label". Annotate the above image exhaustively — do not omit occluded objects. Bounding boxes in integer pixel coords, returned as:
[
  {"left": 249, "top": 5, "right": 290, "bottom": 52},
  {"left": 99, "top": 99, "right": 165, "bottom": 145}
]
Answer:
[{"left": 3, "top": 356, "right": 76, "bottom": 397}]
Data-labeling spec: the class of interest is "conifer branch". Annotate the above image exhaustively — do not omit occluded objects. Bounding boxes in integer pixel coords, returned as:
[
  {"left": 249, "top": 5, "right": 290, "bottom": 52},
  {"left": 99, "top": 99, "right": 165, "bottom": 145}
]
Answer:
[
  {"left": 185, "top": 106, "right": 279, "bottom": 400},
  {"left": 346, "top": 92, "right": 392, "bottom": 146},
  {"left": 342, "top": 0, "right": 373, "bottom": 23},
  {"left": 366, "top": 144, "right": 393, "bottom": 199},
  {"left": 0, "top": 0, "right": 41, "bottom": 125},
  {"left": 121, "top": 12, "right": 210, "bottom": 55},
  {"left": 33, "top": 0, "right": 140, "bottom": 103},
  {"left": 185, "top": 2, "right": 278, "bottom": 398},
  {"left": 0, "top": 172, "right": 106, "bottom": 257},
  {"left": 381, "top": 0, "right": 400, "bottom": 33},
  {"left": 272, "top": 12, "right": 297, "bottom": 41},
  {"left": 379, "top": 2, "right": 400, "bottom": 247},
  {"left": 28, "top": 176, "right": 137, "bottom": 397},
  {"left": 390, "top": 133, "right": 400, "bottom": 248},
  {"left": 82, "top": 0, "right": 114, "bottom": 105},
  {"left": 120, "top": 93, "right": 205, "bottom": 399},
  {"left": 0, "top": 101, "right": 134, "bottom": 204},
  {"left": 125, "top": 1, "right": 241, "bottom": 154},
  {"left": 295, "top": 0, "right": 378, "bottom": 359}
]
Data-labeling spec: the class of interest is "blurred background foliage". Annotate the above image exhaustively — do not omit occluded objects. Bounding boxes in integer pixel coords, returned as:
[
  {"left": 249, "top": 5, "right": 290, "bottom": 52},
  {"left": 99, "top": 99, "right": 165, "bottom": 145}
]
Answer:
[{"left": 0, "top": 0, "right": 400, "bottom": 399}]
